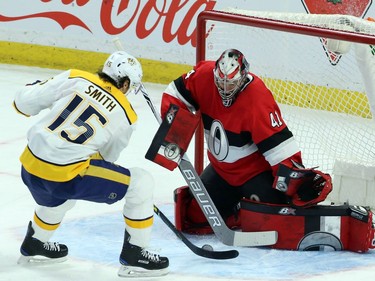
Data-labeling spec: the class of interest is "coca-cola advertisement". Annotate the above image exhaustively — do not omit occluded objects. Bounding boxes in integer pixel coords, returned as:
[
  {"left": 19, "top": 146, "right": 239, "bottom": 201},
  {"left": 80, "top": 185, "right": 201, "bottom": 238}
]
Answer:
[{"left": 0, "top": 0, "right": 374, "bottom": 64}]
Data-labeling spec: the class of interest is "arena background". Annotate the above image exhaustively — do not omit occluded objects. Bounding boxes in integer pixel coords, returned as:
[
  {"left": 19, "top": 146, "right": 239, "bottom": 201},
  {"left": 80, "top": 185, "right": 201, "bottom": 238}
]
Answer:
[{"left": 1, "top": 0, "right": 374, "bottom": 84}]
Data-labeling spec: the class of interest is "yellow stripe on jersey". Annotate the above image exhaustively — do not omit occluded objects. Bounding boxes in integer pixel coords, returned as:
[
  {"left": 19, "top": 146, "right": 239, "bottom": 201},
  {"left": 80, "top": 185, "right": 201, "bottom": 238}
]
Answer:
[
  {"left": 81, "top": 165, "right": 130, "bottom": 185},
  {"left": 20, "top": 146, "right": 90, "bottom": 182},
  {"left": 69, "top": 69, "right": 137, "bottom": 124},
  {"left": 34, "top": 213, "right": 60, "bottom": 231},
  {"left": 124, "top": 216, "right": 154, "bottom": 229},
  {"left": 12, "top": 101, "right": 30, "bottom": 117}
]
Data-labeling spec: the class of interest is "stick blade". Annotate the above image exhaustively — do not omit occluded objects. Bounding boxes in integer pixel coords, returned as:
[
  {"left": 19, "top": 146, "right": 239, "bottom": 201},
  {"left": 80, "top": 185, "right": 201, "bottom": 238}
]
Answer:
[{"left": 191, "top": 248, "right": 239, "bottom": 260}]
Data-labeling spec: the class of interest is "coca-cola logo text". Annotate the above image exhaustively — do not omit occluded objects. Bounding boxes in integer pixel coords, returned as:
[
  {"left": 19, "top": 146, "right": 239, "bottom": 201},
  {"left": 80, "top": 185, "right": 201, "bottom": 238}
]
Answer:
[{"left": 0, "top": 0, "right": 217, "bottom": 47}]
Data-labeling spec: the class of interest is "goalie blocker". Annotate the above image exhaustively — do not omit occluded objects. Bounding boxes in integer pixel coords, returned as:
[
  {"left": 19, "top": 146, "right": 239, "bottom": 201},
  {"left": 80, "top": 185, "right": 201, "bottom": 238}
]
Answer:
[{"left": 146, "top": 104, "right": 201, "bottom": 171}]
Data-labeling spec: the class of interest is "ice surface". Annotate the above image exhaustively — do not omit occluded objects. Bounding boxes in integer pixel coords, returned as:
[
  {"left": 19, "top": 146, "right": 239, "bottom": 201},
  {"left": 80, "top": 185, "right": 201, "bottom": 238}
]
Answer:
[{"left": 1, "top": 64, "right": 375, "bottom": 281}]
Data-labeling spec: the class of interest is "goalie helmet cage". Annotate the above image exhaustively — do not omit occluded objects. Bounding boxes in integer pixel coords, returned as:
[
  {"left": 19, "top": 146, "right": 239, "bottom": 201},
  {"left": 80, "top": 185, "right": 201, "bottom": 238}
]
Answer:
[{"left": 194, "top": 9, "right": 375, "bottom": 177}]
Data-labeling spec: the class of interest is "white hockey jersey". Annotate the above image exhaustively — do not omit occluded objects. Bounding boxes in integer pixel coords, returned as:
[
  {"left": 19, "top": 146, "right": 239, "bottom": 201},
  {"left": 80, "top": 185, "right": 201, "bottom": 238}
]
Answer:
[{"left": 13, "top": 69, "right": 137, "bottom": 182}]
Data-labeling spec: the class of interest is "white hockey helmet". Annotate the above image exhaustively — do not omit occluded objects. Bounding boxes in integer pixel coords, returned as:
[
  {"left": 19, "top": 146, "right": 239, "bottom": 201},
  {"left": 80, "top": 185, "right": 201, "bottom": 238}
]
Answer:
[
  {"left": 214, "top": 49, "right": 249, "bottom": 107},
  {"left": 102, "top": 51, "right": 143, "bottom": 94}
]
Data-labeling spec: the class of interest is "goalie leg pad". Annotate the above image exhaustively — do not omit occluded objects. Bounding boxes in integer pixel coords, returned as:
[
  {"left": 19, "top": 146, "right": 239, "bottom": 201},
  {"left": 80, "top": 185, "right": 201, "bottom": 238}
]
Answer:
[
  {"left": 174, "top": 186, "right": 213, "bottom": 234},
  {"left": 146, "top": 104, "right": 201, "bottom": 171},
  {"left": 174, "top": 186, "right": 241, "bottom": 234},
  {"left": 240, "top": 199, "right": 375, "bottom": 252}
]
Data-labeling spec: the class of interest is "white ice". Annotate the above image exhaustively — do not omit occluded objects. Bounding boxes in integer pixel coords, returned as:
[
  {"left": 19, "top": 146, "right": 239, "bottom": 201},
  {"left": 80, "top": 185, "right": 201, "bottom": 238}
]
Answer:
[{"left": 1, "top": 64, "right": 375, "bottom": 281}]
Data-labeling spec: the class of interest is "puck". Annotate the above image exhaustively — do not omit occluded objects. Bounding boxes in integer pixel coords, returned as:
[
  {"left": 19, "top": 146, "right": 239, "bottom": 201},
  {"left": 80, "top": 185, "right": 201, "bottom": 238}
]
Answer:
[{"left": 202, "top": 244, "right": 214, "bottom": 251}]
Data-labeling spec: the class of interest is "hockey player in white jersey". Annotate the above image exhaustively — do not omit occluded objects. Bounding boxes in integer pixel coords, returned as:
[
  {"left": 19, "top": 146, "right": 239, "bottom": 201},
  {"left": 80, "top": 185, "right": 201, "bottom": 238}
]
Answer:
[{"left": 13, "top": 51, "right": 169, "bottom": 277}]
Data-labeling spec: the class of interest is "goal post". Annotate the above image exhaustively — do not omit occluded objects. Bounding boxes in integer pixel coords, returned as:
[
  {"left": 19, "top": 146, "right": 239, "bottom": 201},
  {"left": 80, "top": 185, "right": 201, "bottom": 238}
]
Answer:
[{"left": 194, "top": 9, "right": 375, "bottom": 206}]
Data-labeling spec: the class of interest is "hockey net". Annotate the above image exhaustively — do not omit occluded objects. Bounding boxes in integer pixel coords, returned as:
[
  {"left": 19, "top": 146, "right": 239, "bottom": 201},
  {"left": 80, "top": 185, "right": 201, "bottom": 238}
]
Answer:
[{"left": 194, "top": 9, "right": 375, "bottom": 193}]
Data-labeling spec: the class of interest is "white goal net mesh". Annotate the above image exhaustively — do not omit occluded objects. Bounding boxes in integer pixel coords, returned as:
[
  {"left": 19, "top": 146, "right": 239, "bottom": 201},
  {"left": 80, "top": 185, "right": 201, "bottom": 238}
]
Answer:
[{"left": 197, "top": 9, "right": 375, "bottom": 175}]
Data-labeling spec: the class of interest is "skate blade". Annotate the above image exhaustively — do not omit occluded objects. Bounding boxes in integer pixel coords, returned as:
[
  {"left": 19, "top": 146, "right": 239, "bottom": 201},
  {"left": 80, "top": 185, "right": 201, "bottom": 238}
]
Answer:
[
  {"left": 17, "top": 255, "right": 67, "bottom": 266},
  {"left": 118, "top": 265, "right": 169, "bottom": 277}
]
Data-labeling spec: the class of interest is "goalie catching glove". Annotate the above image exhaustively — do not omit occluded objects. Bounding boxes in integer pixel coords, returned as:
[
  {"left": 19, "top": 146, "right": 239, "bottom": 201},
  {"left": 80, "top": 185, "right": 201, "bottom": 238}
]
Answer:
[{"left": 273, "top": 161, "right": 332, "bottom": 207}]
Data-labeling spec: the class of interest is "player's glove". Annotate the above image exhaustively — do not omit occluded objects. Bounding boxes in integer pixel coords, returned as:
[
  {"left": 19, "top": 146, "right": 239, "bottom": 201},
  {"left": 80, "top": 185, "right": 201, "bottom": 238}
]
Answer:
[{"left": 273, "top": 161, "right": 332, "bottom": 207}]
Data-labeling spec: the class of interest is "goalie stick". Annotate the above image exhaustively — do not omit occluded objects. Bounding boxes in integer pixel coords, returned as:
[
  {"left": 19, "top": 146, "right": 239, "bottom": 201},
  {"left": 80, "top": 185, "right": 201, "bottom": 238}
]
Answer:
[
  {"left": 153, "top": 205, "right": 239, "bottom": 259},
  {"left": 138, "top": 83, "right": 278, "bottom": 247},
  {"left": 112, "top": 37, "right": 277, "bottom": 247}
]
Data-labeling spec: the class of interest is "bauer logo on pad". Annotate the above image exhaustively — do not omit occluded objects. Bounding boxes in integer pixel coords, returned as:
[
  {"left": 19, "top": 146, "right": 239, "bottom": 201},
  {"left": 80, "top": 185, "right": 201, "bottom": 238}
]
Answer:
[{"left": 145, "top": 104, "right": 201, "bottom": 171}]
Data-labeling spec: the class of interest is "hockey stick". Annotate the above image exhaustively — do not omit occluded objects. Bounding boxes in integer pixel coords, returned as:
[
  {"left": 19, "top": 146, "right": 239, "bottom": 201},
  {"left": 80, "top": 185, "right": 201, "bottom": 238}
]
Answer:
[
  {"left": 110, "top": 38, "right": 239, "bottom": 254},
  {"left": 153, "top": 205, "right": 239, "bottom": 259},
  {"left": 139, "top": 83, "right": 278, "bottom": 247}
]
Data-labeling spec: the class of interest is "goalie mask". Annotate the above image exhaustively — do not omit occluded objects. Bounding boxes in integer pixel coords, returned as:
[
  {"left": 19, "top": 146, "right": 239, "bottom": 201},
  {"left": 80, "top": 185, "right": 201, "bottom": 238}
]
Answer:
[
  {"left": 214, "top": 49, "right": 250, "bottom": 107},
  {"left": 102, "top": 51, "right": 143, "bottom": 95}
]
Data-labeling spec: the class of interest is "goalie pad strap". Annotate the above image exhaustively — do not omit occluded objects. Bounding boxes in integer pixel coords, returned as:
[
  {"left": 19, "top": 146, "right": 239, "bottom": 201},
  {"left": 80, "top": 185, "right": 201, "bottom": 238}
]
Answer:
[
  {"left": 146, "top": 104, "right": 200, "bottom": 171},
  {"left": 240, "top": 199, "right": 375, "bottom": 253}
]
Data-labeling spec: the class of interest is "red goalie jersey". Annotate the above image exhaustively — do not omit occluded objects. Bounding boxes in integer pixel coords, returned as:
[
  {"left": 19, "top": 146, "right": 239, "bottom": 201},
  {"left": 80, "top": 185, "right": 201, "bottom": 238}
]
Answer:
[{"left": 161, "top": 60, "right": 302, "bottom": 186}]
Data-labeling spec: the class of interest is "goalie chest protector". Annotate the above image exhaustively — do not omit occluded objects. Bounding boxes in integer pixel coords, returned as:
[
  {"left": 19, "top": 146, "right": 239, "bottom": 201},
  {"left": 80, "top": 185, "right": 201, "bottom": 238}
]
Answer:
[{"left": 240, "top": 199, "right": 375, "bottom": 252}]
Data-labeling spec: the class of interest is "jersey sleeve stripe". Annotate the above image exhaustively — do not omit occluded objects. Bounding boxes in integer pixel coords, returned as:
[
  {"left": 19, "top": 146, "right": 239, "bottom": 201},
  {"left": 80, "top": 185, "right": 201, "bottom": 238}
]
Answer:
[
  {"left": 256, "top": 127, "right": 294, "bottom": 153},
  {"left": 263, "top": 138, "right": 301, "bottom": 166}
]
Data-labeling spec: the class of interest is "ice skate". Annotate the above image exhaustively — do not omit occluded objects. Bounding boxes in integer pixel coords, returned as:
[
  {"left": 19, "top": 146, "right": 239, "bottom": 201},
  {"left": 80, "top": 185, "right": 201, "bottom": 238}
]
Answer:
[
  {"left": 17, "top": 221, "right": 68, "bottom": 265},
  {"left": 118, "top": 232, "right": 169, "bottom": 277}
]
